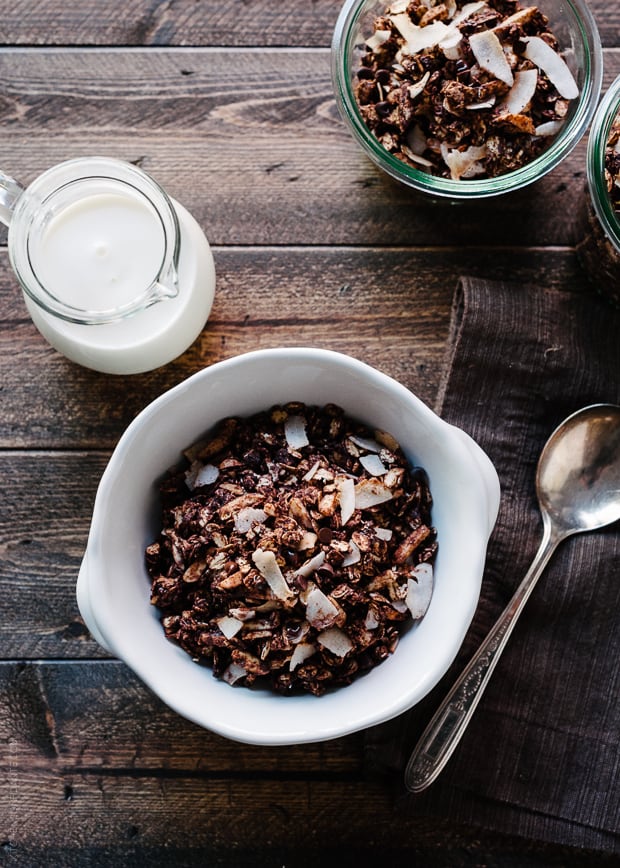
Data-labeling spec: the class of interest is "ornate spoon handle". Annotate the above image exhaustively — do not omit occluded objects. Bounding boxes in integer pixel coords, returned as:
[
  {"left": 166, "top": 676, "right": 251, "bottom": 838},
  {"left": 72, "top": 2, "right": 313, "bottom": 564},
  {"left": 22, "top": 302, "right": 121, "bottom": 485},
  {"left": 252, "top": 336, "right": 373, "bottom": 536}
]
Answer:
[{"left": 405, "top": 524, "right": 562, "bottom": 793}]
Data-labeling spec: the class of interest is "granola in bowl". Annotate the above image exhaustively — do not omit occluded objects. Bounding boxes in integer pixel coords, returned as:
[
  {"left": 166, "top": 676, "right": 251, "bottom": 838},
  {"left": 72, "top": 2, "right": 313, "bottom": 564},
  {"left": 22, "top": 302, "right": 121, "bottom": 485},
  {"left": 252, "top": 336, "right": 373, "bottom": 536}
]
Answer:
[{"left": 146, "top": 403, "right": 437, "bottom": 695}]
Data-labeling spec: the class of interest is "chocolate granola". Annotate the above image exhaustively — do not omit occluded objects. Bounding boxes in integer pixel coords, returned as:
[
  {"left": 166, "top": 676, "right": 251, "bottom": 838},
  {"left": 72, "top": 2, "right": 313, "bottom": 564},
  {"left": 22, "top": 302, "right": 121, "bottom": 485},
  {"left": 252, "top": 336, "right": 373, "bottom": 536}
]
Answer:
[
  {"left": 354, "top": 0, "right": 579, "bottom": 179},
  {"left": 605, "top": 112, "right": 620, "bottom": 213},
  {"left": 146, "top": 403, "right": 437, "bottom": 695}
]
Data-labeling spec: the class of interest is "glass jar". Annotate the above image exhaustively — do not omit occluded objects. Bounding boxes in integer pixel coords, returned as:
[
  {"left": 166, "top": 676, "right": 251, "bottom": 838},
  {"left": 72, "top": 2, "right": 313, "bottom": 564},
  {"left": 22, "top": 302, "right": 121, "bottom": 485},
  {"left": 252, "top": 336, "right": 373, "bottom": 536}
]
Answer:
[
  {"left": 576, "top": 76, "right": 620, "bottom": 306},
  {"left": 331, "top": 0, "right": 603, "bottom": 199}
]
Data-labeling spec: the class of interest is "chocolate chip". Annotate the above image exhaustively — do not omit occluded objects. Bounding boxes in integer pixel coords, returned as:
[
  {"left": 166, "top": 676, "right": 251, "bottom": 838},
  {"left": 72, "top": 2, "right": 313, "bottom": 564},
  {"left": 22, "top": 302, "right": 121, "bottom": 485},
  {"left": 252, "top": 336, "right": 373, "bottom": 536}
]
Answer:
[{"left": 318, "top": 527, "right": 333, "bottom": 544}]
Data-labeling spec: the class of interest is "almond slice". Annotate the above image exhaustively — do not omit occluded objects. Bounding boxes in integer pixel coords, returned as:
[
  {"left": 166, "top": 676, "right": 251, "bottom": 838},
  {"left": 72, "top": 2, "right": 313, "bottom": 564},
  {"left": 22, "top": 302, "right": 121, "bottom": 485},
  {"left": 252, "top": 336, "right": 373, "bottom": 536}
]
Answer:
[
  {"left": 522, "top": 36, "right": 579, "bottom": 100},
  {"left": 468, "top": 30, "right": 514, "bottom": 87}
]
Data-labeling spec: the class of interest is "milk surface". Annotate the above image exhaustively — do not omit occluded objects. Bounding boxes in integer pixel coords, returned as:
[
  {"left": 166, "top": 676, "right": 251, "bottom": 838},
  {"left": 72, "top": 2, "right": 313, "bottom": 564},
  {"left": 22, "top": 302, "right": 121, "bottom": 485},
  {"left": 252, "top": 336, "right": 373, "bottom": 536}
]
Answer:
[
  {"left": 25, "top": 197, "right": 215, "bottom": 374},
  {"left": 32, "top": 192, "right": 165, "bottom": 312}
]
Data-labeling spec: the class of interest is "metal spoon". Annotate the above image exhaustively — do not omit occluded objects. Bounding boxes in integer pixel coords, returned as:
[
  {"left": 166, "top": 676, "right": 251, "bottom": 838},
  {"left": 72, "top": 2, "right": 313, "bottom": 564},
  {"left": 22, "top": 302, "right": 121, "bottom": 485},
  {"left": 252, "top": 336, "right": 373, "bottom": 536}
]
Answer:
[{"left": 405, "top": 404, "right": 620, "bottom": 793}]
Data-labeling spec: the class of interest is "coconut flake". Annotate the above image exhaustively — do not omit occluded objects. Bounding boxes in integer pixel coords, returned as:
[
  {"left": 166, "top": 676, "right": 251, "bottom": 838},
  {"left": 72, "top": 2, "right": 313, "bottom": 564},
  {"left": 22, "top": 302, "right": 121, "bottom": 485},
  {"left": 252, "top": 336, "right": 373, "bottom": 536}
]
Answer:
[
  {"left": 499, "top": 68, "right": 538, "bottom": 115},
  {"left": 534, "top": 119, "right": 564, "bottom": 137},
  {"left": 234, "top": 507, "right": 268, "bottom": 534},
  {"left": 468, "top": 30, "right": 514, "bottom": 86},
  {"left": 348, "top": 433, "right": 382, "bottom": 453},
  {"left": 440, "top": 142, "right": 487, "bottom": 180},
  {"left": 365, "top": 606, "right": 380, "bottom": 630},
  {"left": 317, "top": 627, "right": 353, "bottom": 657},
  {"left": 289, "top": 642, "right": 317, "bottom": 671},
  {"left": 216, "top": 615, "right": 244, "bottom": 640},
  {"left": 360, "top": 453, "right": 388, "bottom": 476},
  {"left": 338, "top": 476, "right": 356, "bottom": 526},
  {"left": 452, "top": 1, "right": 488, "bottom": 25},
  {"left": 305, "top": 586, "right": 340, "bottom": 630},
  {"left": 354, "top": 478, "right": 394, "bottom": 509},
  {"left": 466, "top": 98, "right": 496, "bottom": 110},
  {"left": 406, "top": 123, "right": 429, "bottom": 156},
  {"left": 342, "top": 539, "right": 361, "bottom": 567},
  {"left": 405, "top": 562, "right": 434, "bottom": 619},
  {"left": 252, "top": 548, "right": 295, "bottom": 601},
  {"left": 284, "top": 414, "right": 309, "bottom": 450},
  {"left": 185, "top": 461, "right": 219, "bottom": 490},
  {"left": 523, "top": 36, "right": 578, "bottom": 100},
  {"left": 375, "top": 527, "right": 393, "bottom": 541},
  {"left": 390, "top": 13, "right": 452, "bottom": 54},
  {"left": 222, "top": 662, "right": 247, "bottom": 685},
  {"left": 402, "top": 147, "right": 435, "bottom": 168},
  {"left": 294, "top": 550, "right": 326, "bottom": 579},
  {"left": 407, "top": 70, "right": 430, "bottom": 101},
  {"left": 366, "top": 29, "right": 391, "bottom": 51},
  {"left": 302, "top": 460, "right": 320, "bottom": 481}
]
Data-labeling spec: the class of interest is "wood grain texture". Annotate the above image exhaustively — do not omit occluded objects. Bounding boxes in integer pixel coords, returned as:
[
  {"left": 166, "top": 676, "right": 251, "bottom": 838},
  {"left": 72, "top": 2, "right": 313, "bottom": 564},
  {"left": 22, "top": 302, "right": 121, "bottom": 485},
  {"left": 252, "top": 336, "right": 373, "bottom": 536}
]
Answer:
[
  {"left": 0, "top": 247, "right": 590, "bottom": 450},
  {"left": 0, "top": 0, "right": 615, "bottom": 48},
  {"left": 0, "top": 50, "right": 617, "bottom": 247}
]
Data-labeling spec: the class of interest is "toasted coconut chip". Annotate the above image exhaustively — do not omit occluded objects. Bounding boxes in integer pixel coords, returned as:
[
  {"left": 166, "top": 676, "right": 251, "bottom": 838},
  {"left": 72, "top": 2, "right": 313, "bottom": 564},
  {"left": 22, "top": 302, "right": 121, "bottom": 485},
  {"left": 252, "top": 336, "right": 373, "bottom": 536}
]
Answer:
[
  {"left": 466, "top": 98, "right": 496, "bottom": 110},
  {"left": 216, "top": 615, "right": 244, "bottom": 640},
  {"left": 390, "top": 13, "right": 452, "bottom": 54},
  {"left": 365, "top": 606, "right": 380, "bottom": 630},
  {"left": 298, "top": 530, "right": 318, "bottom": 550},
  {"left": 294, "top": 550, "right": 326, "bottom": 579},
  {"left": 534, "top": 119, "right": 564, "bottom": 137},
  {"left": 360, "top": 453, "right": 388, "bottom": 476},
  {"left": 284, "top": 414, "right": 309, "bottom": 450},
  {"left": 305, "top": 586, "right": 340, "bottom": 630},
  {"left": 374, "top": 429, "right": 399, "bottom": 451},
  {"left": 523, "top": 36, "right": 579, "bottom": 100},
  {"left": 407, "top": 70, "right": 430, "bottom": 101},
  {"left": 342, "top": 539, "right": 361, "bottom": 567},
  {"left": 252, "top": 548, "right": 295, "bottom": 601},
  {"left": 402, "top": 146, "right": 435, "bottom": 168},
  {"left": 440, "top": 143, "right": 487, "bottom": 180},
  {"left": 289, "top": 642, "right": 317, "bottom": 671},
  {"left": 439, "top": 27, "right": 463, "bottom": 60},
  {"left": 348, "top": 433, "right": 382, "bottom": 452},
  {"left": 392, "top": 599, "right": 409, "bottom": 613},
  {"left": 387, "top": 0, "right": 408, "bottom": 12},
  {"left": 317, "top": 627, "right": 353, "bottom": 658},
  {"left": 500, "top": 68, "right": 538, "bottom": 115},
  {"left": 354, "top": 478, "right": 394, "bottom": 509},
  {"left": 302, "top": 459, "right": 320, "bottom": 481},
  {"left": 366, "top": 29, "right": 391, "bottom": 51},
  {"left": 222, "top": 662, "right": 247, "bottom": 685},
  {"left": 234, "top": 507, "right": 268, "bottom": 534},
  {"left": 405, "top": 562, "right": 434, "bottom": 619},
  {"left": 452, "top": 0, "right": 487, "bottom": 25},
  {"left": 338, "top": 476, "right": 356, "bottom": 526},
  {"left": 185, "top": 461, "right": 219, "bottom": 490},
  {"left": 376, "top": 527, "right": 393, "bottom": 541},
  {"left": 406, "top": 123, "right": 429, "bottom": 156},
  {"left": 468, "top": 30, "right": 514, "bottom": 87}
]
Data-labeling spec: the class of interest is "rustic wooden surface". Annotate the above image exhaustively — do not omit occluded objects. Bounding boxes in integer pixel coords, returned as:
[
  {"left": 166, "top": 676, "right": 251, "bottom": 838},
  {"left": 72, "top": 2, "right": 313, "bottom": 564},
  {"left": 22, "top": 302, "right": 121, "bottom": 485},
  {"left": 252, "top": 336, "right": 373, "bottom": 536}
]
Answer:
[{"left": 0, "top": 2, "right": 618, "bottom": 865}]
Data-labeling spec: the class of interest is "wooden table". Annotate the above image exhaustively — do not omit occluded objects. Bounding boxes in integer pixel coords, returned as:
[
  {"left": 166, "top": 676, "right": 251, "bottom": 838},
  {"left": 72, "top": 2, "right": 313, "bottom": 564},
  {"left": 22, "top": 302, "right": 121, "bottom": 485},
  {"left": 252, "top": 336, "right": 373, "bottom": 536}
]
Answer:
[{"left": 1, "top": 2, "right": 618, "bottom": 864}]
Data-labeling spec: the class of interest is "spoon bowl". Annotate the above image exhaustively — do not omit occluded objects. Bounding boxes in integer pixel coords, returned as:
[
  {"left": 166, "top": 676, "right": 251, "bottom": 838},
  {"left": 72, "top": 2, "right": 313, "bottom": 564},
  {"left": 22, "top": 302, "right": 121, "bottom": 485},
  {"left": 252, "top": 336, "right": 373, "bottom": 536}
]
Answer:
[
  {"left": 406, "top": 404, "right": 620, "bottom": 792},
  {"left": 537, "top": 404, "right": 620, "bottom": 535}
]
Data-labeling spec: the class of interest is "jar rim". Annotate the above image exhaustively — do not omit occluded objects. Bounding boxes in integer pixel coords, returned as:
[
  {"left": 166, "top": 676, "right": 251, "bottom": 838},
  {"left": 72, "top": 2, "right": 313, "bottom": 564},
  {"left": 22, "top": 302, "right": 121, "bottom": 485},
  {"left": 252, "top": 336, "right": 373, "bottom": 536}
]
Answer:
[
  {"left": 586, "top": 76, "right": 620, "bottom": 254},
  {"left": 331, "top": 0, "right": 603, "bottom": 199}
]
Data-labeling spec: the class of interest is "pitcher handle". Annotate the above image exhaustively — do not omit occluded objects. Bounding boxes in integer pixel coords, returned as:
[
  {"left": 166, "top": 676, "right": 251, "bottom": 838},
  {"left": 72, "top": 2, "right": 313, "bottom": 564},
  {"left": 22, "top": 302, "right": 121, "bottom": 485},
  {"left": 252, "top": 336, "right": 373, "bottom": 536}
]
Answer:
[{"left": 0, "top": 172, "right": 24, "bottom": 227}]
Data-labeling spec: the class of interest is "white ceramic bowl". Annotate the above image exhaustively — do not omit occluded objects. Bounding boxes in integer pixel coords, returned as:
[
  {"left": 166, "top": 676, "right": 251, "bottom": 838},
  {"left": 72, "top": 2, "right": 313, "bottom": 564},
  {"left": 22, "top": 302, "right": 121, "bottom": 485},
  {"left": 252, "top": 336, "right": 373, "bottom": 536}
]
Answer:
[{"left": 77, "top": 348, "right": 500, "bottom": 745}]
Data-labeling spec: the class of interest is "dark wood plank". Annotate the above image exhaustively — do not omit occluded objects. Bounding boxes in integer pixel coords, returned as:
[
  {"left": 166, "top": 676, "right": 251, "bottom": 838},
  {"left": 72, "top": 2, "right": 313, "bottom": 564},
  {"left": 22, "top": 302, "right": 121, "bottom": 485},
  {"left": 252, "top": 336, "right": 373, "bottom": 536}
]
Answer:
[
  {"left": 1, "top": 662, "right": 362, "bottom": 772},
  {"left": 0, "top": 247, "right": 589, "bottom": 450},
  {"left": 0, "top": 50, "right": 617, "bottom": 247},
  {"left": 0, "top": 0, "right": 616, "bottom": 48}
]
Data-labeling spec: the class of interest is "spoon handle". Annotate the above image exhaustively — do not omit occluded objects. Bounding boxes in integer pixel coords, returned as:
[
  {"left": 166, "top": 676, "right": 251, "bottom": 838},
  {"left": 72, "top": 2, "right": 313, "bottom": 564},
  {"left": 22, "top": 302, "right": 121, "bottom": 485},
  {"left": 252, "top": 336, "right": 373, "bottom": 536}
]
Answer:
[{"left": 405, "top": 524, "right": 561, "bottom": 793}]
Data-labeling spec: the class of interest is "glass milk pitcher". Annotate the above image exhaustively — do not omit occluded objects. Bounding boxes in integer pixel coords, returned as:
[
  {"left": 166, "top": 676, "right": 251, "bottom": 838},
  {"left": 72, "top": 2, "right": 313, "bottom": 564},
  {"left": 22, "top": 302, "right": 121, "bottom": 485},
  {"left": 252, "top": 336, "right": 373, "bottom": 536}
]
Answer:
[{"left": 0, "top": 156, "right": 215, "bottom": 374}]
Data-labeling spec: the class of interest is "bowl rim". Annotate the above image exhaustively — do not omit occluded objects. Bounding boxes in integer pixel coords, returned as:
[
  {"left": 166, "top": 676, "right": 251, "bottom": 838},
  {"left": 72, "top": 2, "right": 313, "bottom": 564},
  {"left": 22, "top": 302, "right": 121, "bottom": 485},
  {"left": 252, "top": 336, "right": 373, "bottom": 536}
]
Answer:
[{"left": 81, "top": 347, "right": 499, "bottom": 744}]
